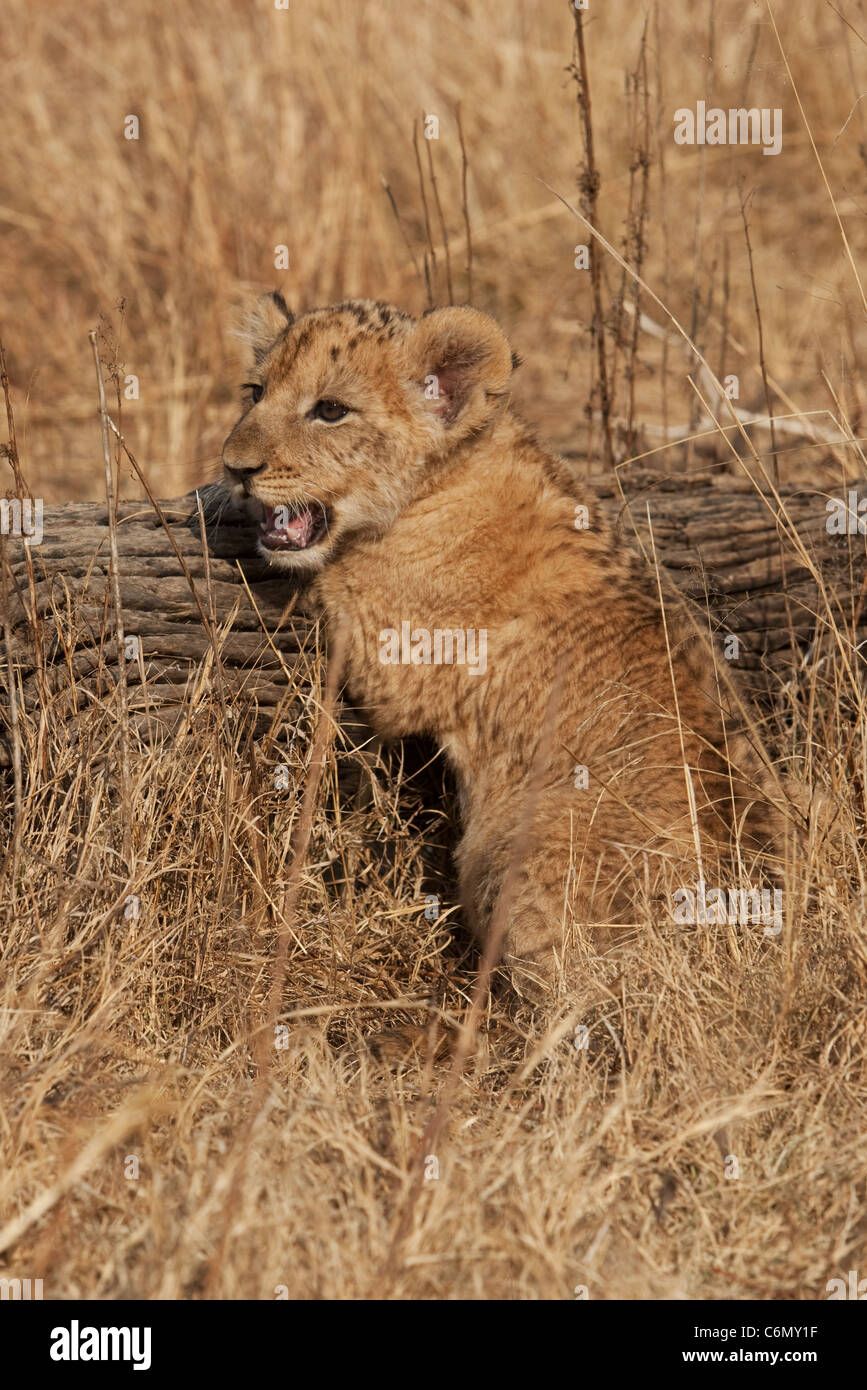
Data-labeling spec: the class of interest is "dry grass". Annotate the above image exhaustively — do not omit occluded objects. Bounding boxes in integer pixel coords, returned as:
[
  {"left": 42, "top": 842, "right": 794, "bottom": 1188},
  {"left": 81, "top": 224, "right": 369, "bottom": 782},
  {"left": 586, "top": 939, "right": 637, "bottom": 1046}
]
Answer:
[
  {"left": 1, "top": 608, "right": 866, "bottom": 1299},
  {"left": 2, "top": 0, "right": 867, "bottom": 1300},
  {"left": 2, "top": 0, "right": 867, "bottom": 495}
]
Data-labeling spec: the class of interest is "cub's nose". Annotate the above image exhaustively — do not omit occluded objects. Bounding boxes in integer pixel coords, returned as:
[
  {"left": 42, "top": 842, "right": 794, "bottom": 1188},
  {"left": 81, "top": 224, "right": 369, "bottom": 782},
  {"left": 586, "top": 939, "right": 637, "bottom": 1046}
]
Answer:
[{"left": 222, "top": 457, "right": 267, "bottom": 494}]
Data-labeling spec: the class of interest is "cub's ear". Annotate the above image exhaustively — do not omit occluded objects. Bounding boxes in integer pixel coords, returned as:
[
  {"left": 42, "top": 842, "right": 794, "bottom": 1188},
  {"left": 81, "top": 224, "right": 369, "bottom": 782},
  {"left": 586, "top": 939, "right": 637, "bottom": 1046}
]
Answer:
[
  {"left": 407, "top": 306, "right": 515, "bottom": 444},
  {"left": 235, "top": 290, "right": 294, "bottom": 366}
]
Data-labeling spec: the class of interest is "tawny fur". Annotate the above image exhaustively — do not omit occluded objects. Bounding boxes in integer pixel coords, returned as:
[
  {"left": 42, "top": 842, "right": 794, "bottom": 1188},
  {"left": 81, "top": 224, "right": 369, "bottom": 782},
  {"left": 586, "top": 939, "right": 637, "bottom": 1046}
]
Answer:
[{"left": 222, "top": 295, "right": 784, "bottom": 995}]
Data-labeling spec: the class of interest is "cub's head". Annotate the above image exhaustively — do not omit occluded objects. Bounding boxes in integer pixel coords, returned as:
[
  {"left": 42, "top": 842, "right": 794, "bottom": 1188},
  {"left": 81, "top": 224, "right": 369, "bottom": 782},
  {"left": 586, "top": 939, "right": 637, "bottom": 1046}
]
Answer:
[{"left": 221, "top": 294, "right": 515, "bottom": 574}]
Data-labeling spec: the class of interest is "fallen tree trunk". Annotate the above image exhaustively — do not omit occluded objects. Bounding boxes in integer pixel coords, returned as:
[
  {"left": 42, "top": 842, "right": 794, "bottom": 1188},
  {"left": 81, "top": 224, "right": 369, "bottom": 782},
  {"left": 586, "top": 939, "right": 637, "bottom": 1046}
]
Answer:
[
  {"left": 1, "top": 468, "right": 865, "bottom": 754},
  {"left": 597, "top": 467, "right": 867, "bottom": 685}
]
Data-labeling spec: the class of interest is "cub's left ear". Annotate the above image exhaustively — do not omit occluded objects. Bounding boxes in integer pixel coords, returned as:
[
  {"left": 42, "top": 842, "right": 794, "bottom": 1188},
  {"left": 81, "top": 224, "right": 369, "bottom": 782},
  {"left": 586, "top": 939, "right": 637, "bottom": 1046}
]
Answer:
[
  {"left": 408, "top": 307, "right": 515, "bottom": 443},
  {"left": 235, "top": 290, "right": 294, "bottom": 368}
]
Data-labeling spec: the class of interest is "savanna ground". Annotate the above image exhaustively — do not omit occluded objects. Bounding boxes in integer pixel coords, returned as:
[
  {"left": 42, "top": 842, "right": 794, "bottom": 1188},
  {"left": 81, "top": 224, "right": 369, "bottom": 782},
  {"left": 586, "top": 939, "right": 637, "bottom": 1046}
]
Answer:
[{"left": 1, "top": 0, "right": 867, "bottom": 1299}]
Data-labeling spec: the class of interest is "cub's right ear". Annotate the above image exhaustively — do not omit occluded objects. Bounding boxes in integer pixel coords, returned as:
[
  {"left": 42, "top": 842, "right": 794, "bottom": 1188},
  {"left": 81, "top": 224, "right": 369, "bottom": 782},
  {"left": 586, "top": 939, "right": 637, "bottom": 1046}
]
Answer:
[
  {"left": 235, "top": 290, "right": 294, "bottom": 366},
  {"left": 407, "top": 306, "right": 515, "bottom": 447}
]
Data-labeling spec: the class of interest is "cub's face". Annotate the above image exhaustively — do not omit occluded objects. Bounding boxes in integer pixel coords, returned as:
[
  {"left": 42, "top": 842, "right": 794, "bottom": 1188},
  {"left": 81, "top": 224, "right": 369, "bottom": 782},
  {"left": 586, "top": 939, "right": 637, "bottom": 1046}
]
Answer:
[{"left": 221, "top": 295, "right": 515, "bottom": 574}]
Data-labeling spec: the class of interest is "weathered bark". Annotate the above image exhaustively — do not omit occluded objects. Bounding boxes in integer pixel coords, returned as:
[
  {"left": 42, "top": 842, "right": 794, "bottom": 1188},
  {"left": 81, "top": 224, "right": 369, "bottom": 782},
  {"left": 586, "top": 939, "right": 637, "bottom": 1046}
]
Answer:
[
  {"left": 0, "top": 470, "right": 864, "bottom": 753},
  {"left": 594, "top": 468, "right": 867, "bottom": 688},
  {"left": 0, "top": 486, "right": 312, "bottom": 749}
]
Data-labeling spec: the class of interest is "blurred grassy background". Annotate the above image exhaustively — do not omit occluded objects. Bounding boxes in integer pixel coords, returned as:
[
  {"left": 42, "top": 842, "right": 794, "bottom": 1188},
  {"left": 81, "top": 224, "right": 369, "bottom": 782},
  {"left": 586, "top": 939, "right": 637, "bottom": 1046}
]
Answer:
[{"left": 2, "top": 0, "right": 866, "bottom": 498}]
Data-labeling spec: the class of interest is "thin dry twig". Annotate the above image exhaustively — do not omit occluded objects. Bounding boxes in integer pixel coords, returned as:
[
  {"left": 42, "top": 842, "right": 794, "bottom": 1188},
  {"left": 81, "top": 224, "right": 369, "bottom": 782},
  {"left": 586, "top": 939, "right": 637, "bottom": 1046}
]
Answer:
[
  {"left": 456, "top": 104, "right": 474, "bottom": 305},
  {"left": 425, "top": 137, "right": 453, "bottom": 305},
  {"left": 89, "top": 330, "right": 131, "bottom": 857},
  {"left": 570, "top": 5, "right": 615, "bottom": 469},
  {"left": 412, "top": 120, "right": 437, "bottom": 308}
]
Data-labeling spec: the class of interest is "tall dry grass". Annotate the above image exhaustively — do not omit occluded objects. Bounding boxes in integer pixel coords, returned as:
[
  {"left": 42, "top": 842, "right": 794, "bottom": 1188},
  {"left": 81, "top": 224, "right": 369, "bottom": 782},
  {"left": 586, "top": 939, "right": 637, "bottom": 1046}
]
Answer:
[
  {"left": 0, "top": 592, "right": 865, "bottom": 1298},
  {"left": 1, "top": 0, "right": 866, "bottom": 495},
  {"left": 1, "top": 0, "right": 867, "bottom": 1300}
]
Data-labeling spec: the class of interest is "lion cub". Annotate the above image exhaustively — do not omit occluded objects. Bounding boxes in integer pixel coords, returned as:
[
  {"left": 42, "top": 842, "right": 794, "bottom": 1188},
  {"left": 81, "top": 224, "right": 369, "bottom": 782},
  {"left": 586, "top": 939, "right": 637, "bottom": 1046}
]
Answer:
[{"left": 222, "top": 294, "right": 784, "bottom": 995}]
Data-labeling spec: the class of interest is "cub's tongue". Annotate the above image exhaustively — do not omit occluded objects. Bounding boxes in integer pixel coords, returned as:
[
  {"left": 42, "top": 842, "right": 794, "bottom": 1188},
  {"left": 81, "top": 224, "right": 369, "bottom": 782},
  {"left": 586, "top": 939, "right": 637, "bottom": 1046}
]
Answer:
[{"left": 260, "top": 504, "right": 315, "bottom": 550}]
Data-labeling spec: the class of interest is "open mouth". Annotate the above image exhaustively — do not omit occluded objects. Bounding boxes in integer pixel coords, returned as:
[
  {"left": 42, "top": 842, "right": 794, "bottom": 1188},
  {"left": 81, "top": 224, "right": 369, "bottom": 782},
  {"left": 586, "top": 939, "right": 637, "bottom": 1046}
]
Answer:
[{"left": 258, "top": 502, "right": 330, "bottom": 552}]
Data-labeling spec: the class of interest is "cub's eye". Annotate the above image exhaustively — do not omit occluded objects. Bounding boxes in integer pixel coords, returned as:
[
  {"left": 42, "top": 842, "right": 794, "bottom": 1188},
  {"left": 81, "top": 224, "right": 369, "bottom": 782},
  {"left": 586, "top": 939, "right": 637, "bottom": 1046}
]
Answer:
[
  {"left": 242, "top": 382, "right": 264, "bottom": 404},
  {"left": 309, "top": 399, "right": 349, "bottom": 423}
]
